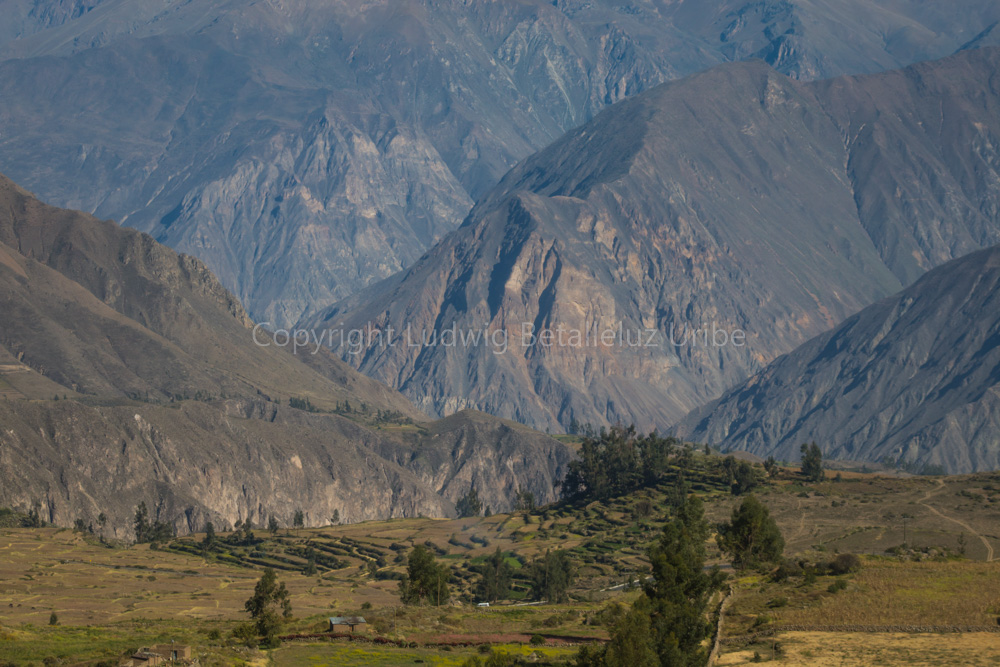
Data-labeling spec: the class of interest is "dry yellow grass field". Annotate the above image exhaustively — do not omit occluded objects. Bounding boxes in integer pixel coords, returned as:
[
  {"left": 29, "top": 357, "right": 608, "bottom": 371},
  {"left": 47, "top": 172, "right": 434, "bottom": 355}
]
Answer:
[
  {"left": 717, "top": 631, "right": 1000, "bottom": 666},
  {"left": 0, "top": 527, "right": 399, "bottom": 627}
]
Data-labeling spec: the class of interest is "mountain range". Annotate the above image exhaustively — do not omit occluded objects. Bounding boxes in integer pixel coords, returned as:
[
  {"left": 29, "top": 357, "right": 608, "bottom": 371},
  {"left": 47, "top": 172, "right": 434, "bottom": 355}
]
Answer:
[
  {"left": 1, "top": 0, "right": 999, "bottom": 326},
  {"left": 0, "top": 173, "right": 571, "bottom": 536},
  {"left": 673, "top": 245, "right": 1000, "bottom": 474},
  {"left": 312, "top": 47, "right": 1000, "bottom": 433}
]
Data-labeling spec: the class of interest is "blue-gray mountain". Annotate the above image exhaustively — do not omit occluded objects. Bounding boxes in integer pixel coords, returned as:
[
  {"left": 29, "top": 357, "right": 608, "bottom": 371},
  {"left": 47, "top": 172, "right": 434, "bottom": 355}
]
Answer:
[
  {"left": 673, "top": 245, "right": 1000, "bottom": 474},
  {"left": 0, "top": 0, "right": 998, "bottom": 325},
  {"left": 311, "top": 48, "right": 1000, "bottom": 433}
]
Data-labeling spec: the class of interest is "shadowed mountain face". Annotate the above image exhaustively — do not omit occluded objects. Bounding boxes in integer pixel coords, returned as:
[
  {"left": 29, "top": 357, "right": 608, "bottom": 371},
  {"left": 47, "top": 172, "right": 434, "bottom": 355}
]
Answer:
[
  {"left": 673, "top": 246, "right": 1000, "bottom": 474},
  {"left": 312, "top": 48, "right": 1000, "bottom": 433},
  {"left": 0, "top": 1, "right": 998, "bottom": 325},
  {"left": 0, "top": 174, "right": 572, "bottom": 535}
]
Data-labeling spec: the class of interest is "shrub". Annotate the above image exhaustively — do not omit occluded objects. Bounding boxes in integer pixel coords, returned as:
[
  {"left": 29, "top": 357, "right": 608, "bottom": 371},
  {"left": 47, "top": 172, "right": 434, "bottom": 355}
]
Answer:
[
  {"left": 828, "top": 579, "right": 848, "bottom": 593},
  {"left": 530, "top": 634, "right": 545, "bottom": 646},
  {"left": 232, "top": 621, "right": 258, "bottom": 648},
  {"left": 771, "top": 559, "right": 803, "bottom": 582},
  {"left": 829, "top": 553, "right": 862, "bottom": 575},
  {"left": 766, "top": 597, "right": 788, "bottom": 608}
]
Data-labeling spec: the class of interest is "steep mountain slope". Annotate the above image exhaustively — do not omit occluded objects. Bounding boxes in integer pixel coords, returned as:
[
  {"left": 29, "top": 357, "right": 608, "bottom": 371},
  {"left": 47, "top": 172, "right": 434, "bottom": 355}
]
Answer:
[
  {"left": 0, "top": 174, "right": 572, "bottom": 535},
  {"left": 313, "top": 48, "right": 1000, "bottom": 432},
  {"left": 673, "top": 246, "right": 1000, "bottom": 474},
  {"left": 0, "top": 1, "right": 998, "bottom": 325},
  {"left": 0, "top": 173, "right": 420, "bottom": 414}
]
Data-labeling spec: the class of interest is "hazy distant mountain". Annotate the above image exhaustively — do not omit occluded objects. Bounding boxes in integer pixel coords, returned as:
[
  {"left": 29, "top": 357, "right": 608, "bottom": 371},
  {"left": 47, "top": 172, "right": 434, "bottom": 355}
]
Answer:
[
  {"left": 673, "top": 246, "right": 1000, "bottom": 474},
  {"left": 0, "top": 174, "right": 571, "bottom": 535},
  {"left": 0, "top": 1, "right": 998, "bottom": 325},
  {"left": 312, "top": 48, "right": 1000, "bottom": 432}
]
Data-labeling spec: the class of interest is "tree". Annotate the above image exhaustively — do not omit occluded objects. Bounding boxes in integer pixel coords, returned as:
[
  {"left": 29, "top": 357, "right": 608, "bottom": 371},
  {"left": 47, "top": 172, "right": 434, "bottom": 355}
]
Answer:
[
  {"left": 203, "top": 521, "right": 217, "bottom": 549},
  {"left": 97, "top": 512, "right": 107, "bottom": 529},
  {"left": 600, "top": 605, "right": 658, "bottom": 667},
  {"left": 293, "top": 509, "right": 305, "bottom": 528},
  {"left": 399, "top": 544, "right": 451, "bottom": 605},
  {"left": 644, "top": 496, "right": 725, "bottom": 665},
  {"left": 303, "top": 550, "right": 318, "bottom": 576},
  {"left": 528, "top": 550, "right": 575, "bottom": 603},
  {"left": 476, "top": 547, "right": 513, "bottom": 603},
  {"left": 48, "top": 611, "right": 58, "bottom": 626},
  {"left": 763, "top": 456, "right": 779, "bottom": 478},
  {"left": 330, "top": 509, "right": 340, "bottom": 525},
  {"left": 244, "top": 568, "right": 292, "bottom": 647},
  {"left": 800, "top": 442, "right": 824, "bottom": 482},
  {"left": 717, "top": 495, "right": 785, "bottom": 570},
  {"left": 134, "top": 502, "right": 149, "bottom": 541},
  {"left": 268, "top": 515, "right": 279, "bottom": 535},
  {"left": 456, "top": 486, "right": 483, "bottom": 518}
]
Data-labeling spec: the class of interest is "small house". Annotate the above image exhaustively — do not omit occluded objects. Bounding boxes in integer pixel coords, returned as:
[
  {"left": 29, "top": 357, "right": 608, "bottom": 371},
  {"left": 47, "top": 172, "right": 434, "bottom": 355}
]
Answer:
[
  {"left": 329, "top": 616, "right": 368, "bottom": 633},
  {"left": 153, "top": 644, "right": 191, "bottom": 661},
  {"left": 129, "top": 650, "right": 164, "bottom": 666},
  {"left": 129, "top": 644, "right": 191, "bottom": 664}
]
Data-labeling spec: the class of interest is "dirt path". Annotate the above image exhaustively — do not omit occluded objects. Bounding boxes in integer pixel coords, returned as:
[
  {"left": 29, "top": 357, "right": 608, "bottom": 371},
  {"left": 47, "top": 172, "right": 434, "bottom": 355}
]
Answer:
[{"left": 919, "top": 480, "right": 994, "bottom": 562}]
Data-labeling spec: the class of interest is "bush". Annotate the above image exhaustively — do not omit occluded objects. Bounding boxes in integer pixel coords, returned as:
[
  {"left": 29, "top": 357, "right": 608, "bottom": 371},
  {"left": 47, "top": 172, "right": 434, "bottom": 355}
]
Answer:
[
  {"left": 232, "top": 621, "right": 258, "bottom": 648},
  {"left": 530, "top": 634, "right": 545, "bottom": 646},
  {"left": 827, "top": 579, "right": 848, "bottom": 593},
  {"left": 829, "top": 553, "right": 862, "bottom": 575},
  {"left": 766, "top": 597, "right": 788, "bottom": 608},
  {"left": 771, "top": 559, "right": 803, "bottom": 582}
]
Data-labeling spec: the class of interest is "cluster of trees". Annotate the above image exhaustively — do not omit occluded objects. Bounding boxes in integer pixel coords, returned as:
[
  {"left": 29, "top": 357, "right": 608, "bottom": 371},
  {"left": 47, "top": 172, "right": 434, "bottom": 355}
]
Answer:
[
  {"left": 560, "top": 426, "right": 682, "bottom": 501},
  {"left": 526, "top": 550, "right": 575, "bottom": 603},
  {"left": 470, "top": 547, "right": 575, "bottom": 604},
  {"left": 476, "top": 547, "right": 513, "bottom": 603},
  {"left": 578, "top": 494, "right": 725, "bottom": 666},
  {"left": 719, "top": 455, "right": 762, "bottom": 496},
  {"left": 716, "top": 495, "right": 785, "bottom": 570},
  {"left": 576, "top": 489, "right": 789, "bottom": 666},
  {"left": 399, "top": 544, "right": 452, "bottom": 605},
  {"left": 457, "top": 487, "right": 484, "bottom": 518},
  {"left": 133, "top": 502, "right": 174, "bottom": 544}
]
